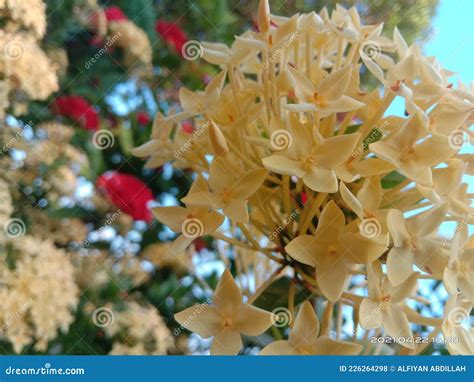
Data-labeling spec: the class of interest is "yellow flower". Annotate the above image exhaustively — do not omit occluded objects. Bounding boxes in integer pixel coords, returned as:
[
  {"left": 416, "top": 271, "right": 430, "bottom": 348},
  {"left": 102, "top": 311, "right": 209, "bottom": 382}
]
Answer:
[
  {"left": 359, "top": 262, "right": 418, "bottom": 349},
  {"left": 416, "top": 158, "right": 473, "bottom": 218},
  {"left": 260, "top": 301, "right": 362, "bottom": 355},
  {"left": 152, "top": 176, "right": 224, "bottom": 252},
  {"left": 444, "top": 227, "right": 474, "bottom": 303},
  {"left": 178, "top": 71, "right": 226, "bottom": 117},
  {"left": 182, "top": 157, "right": 268, "bottom": 223},
  {"left": 427, "top": 101, "right": 471, "bottom": 135},
  {"left": 340, "top": 176, "right": 387, "bottom": 234},
  {"left": 285, "top": 201, "right": 388, "bottom": 301},
  {"left": 441, "top": 295, "right": 473, "bottom": 355},
  {"left": 386, "top": 206, "right": 447, "bottom": 286},
  {"left": 174, "top": 270, "right": 273, "bottom": 355},
  {"left": 285, "top": 65, "right": 365, "bottom": 117},
  {"left": 370, "top": 111, "right": 457, "bottom": 186},
  {"left": 132, "top": 0, "right": 472, "bottom": 356},
  {"left": 262, "top": 124, "right": 361, "bottom": 193}
]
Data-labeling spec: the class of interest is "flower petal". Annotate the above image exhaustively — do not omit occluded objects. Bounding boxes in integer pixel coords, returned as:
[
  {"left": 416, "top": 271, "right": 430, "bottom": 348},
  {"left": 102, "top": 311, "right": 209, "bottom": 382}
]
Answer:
[
  {"left": 387, "top": 209, "right": 410, "bottom": 247},
  {"left": 443, "top": 267, "right": 459, "bottom": 295},
  {"left": 260, "top": 340, "right": 299, "bottom": 355},
  {"left": 317, "top": 260, "right": 350, "bottom": 302},
  {"left": 152, "top": 206, "right": 188, "bottom": 232},
  {"left": 386, "top": 246, "right": 415, "bottom": 286},
  {"left": 316, "top": 201, "right": 346, "bottom": 240},
  {"left": 382, "top": 304, "right": 414, "bottom": 348},
  {"left": 289, "top": 301, "right": 320, "bottom": 348},
  {"left": 181, "top": 191, "right": 223, "bottom": 210},
  {"left": 340, "top": 182, "right": 364, "bottom": 219},
  {"left": 233, "top": 168, "right": 268, "bottom": 199},
  {"left": 235, "top": 304, "right": 273, "bottom": 336},
  {"left": 211, "top": 328, "right": 243, "bottom": 355},
  {"left": 458, "top": 278, "right": 474, "bottom": 303},
  {"left": 312, "top": 336, "right": 362, "bottom": 355},
  {"left": 287, "top": 66, "right": 316, "bottom": 100},
  {"left": 314, "top": 134, "right": 361, "bottom": 169},
  {"left": 213, "top": 270, "right": 243, "bottom": 317},
  {"left": 318, "top": 65, "right": 353, "bottom": 100},
  {"left": 357, "top": 176, "right": 382, "bottom": 213},
  {"left": 284, "top": 103, "right": 318, "bottom": 113},
  {"left": 342, "top": 233, "right": 388, "bottom": 264},
  {"left": 359, "top": 298, "right": 383, "bottom": 329},
  {"left": 179, "top": 87, "right": 203, "bottom": 114},
  {"left": 323, "top": 96, "right": 365, "bottom": 115},
  {"left": 408, "top": 206, "right": 446, "bottom": 237},
  {"left": 174, "top": 304, "right": 221, "bottom": 338},
  {"left": 303, "top": 167, "right": 338, "bottom": 193},
  {"left": 209, "top": 156, "right": 236, "bottom": 192},
  {"left": 262, "top": 155, "right": 304, "bottom": 177},
  {"left": 387, "top": 272, "right": 419, "bottom": 303},
  {"left": 223, "top": 198, "right": 249, "bottom": 223},
  {"left": 285, "top": 235, "right": 320, "bottom": 266}
]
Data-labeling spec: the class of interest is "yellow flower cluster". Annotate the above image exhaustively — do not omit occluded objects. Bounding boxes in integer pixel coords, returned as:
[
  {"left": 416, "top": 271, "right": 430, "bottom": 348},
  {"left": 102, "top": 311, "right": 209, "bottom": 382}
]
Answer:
[
  {"left": 106, "top": 301, "right": 174, "bottom": 355},
  {"left": 0, "top": 236, "right": 78, "bottom": 353},
  {"left": 0, "top": 179, "right": 13, "bottom": 233},
  {"left": 76, "top": 1, "right": 153, "bottom": 69},
  {"left": 108, "top": 20, "right": 153, "bottom": 68},
  {"left": 135, "top": 1, "right": 473, "bottom": 355},
  {"left": 0, "top": 0, "right": 58, "bottom": 115},
  {"left": 0, "top": 0, "right": 47, "bottom": 38}
]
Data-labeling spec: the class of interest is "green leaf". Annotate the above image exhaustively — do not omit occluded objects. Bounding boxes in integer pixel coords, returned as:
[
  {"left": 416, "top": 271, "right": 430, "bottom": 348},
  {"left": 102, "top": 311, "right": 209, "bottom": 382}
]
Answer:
[
  {"left": 381, "top": 171, "right": 406, "bottom": 189},
  {"left": 362, "top": 127, "right": 383, "bottom": 149},
  {"left": 344, "top": 124, "right": 361, "bottom": 134},
  {"left": 48, "top": 207, "right": 91, "bottom": 219},
  {"left": 252, "top": 277, "right": 312, "bottom": 312},
  {"left": 119, "top": 123, "right": 134, "bottom": 157}
]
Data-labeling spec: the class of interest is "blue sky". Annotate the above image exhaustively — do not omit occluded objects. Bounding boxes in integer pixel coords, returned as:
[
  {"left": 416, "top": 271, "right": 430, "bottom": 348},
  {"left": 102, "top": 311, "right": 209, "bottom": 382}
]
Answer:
[
  {"left": 423, "top": 0, "right": 474, "bottom": 83},
  {"left": 427, "top": 0, "right": 474, "bottom": 235},
  {"left": 383, "top": 0, "right": 473, "bottom": 235}
]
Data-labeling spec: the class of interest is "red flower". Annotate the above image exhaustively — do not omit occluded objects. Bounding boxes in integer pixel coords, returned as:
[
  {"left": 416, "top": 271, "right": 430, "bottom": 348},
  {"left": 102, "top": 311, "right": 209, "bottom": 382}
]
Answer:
[
  {"left": 155, "top": 20, "right": 188, "bottom": 55},
  {"left": 301, "top": 191, "right": 308, "bottom": 206},
  {"left": 181, "top": 121, "right": 194, "bottom": 134},
  {"left": 104, "top": 6, "right": 128, "bottom": 22},
  {"left": 193, "top": 238, "right": 207, "bottom": 252},
  {"left": 54, "top": 95, "right": 99, "bottom": 130},
  {"left": 96, "top": 171, "right": 154, "bottom": 223},
  {"left": 137, "top": 111, "right": 151, "bottom": 125}
]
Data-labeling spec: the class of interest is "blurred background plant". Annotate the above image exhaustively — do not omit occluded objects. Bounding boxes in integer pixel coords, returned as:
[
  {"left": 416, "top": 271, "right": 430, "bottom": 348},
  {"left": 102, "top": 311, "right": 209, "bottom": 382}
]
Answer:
[{"left": 0, "top": 0, "right": 452, "bottom": 355}]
